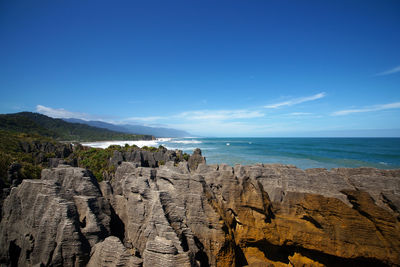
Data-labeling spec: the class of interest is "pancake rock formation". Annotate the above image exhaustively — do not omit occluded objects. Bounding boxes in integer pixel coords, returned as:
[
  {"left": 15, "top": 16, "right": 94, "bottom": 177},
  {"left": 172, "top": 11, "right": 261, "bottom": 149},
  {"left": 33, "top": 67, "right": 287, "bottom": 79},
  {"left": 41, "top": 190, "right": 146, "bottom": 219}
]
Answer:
[{"left": 1, "top": 149, "right": 400, "bottom": 267}]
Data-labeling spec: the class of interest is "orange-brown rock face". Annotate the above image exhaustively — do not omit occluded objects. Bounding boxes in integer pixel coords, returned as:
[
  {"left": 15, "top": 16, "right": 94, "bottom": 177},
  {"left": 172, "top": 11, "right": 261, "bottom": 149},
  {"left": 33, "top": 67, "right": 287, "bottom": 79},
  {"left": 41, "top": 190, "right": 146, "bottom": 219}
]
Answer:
[
  {"left": 1, "top": 160, "right": 399, "bottom": 266},
  {"left": 102, "top": 162, "right": 400, "bottom": 266},
  {"left": 196, "top": 164, "right": 400, "bottom": 266}
]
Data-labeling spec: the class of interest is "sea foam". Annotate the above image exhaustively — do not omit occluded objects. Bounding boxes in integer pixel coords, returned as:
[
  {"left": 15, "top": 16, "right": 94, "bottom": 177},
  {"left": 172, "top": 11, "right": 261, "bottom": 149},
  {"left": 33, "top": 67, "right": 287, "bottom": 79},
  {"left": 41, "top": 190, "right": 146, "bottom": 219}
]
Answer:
[
  {"left": 81, "top": 140, "right": 159, "bottom": 149},
  {"left": 170, "top": 140, "right": 202, "bottom": 144}
]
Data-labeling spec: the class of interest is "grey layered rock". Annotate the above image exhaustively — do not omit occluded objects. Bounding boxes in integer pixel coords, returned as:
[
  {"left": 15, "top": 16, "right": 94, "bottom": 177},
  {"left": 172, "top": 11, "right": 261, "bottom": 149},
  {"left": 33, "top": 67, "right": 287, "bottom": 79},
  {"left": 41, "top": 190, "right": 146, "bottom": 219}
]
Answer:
[
  {"left": 108, "top": 161, "right": 400, "bottom": 266},
  {"left": 87, "top": 236, "right": 142, "bottom": 267},
  {"left": 109, "top": 148, "right": 180, "bottom": 169},
  {"left": 188, "top": 148, "right": 206, "bottom": 171},
  {"left": 19, "top": 141, "right": 73, "bottom": 158},
  {"left": 109, "top": 161, "right": 222, "bottom": 266},
  {"left": 0, "top": 165, "right": 111, "bottom": 267},
  {"left": 7, "top": 163, "right": 22, "bottom": 187},
  {"left": 143, "top": 236, "right": 188, "bottom": 267},
  {"left": 1, "top": 148, "right": 400, "bottom": 267}
]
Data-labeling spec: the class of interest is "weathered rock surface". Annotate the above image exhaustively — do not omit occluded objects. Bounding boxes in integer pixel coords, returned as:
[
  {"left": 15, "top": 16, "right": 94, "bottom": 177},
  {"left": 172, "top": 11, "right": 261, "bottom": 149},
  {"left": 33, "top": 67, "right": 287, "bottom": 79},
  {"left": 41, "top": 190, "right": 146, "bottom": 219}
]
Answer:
[
  {"left": 1, "top": 149, "right": 400, "bottom": 266},
  {"left": 105, "top": 161, "right": 400, "bottom": 266},
  {"left": 87, "top": 236, "right": 142, "bottom": 267},
  {"left": 109, "top": 147, "right": 183, "bottom": 169},
  {"left": 0, "top": 165, "right": 112, "bottom": 266},
  {"left": 188, "top": 148, "right": 206, "bottom": 171},
  {"left": 19, "top": 141, "right": 73, "bottom": 158}
]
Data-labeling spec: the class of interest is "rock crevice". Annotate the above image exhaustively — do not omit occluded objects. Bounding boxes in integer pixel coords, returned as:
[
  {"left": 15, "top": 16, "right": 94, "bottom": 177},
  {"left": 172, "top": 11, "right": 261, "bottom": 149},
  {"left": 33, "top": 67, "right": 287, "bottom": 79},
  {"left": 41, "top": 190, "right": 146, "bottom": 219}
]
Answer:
[{"left": 1, "top": 150, "right": 400, "bottom": 266}]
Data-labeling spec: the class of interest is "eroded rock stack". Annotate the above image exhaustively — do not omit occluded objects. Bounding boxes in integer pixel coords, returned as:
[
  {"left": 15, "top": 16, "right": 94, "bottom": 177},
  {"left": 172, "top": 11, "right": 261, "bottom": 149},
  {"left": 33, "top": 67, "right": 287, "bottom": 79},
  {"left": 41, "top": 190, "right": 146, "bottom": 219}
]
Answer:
[
  {"left": 1, "top": 149, "right": 399, "bottom": 266},
  {"left": 108, "top": 147, "right": 187, "bottom": 169},
  {"left": 0, "top": 165, "right": 112, "bottom": 266}
]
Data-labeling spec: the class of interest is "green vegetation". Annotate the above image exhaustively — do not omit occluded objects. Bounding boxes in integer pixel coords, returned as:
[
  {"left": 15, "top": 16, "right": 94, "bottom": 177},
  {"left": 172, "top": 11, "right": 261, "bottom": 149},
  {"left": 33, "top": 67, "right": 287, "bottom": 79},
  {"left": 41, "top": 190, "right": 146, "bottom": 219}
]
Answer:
[
  {"left": 0, "top": 115, "right": 190, "bottom": 188},
  {"left": 0, "top": 112, "right": 154, "bottom": 186},
  {"left": 0, "top": 112, "right": 154, "bottom": 142},
  {"left": 74, "top": 144, "right": 171, "bottom": 180},
  {"left": 182, "top": 153, "right": 190, "bottom": 161},
  {"left": 75, "top": 147, "right": 112, "bottom": 181},
  {"left": 0, "top": 130, "right": 55, "bottom": 185},
  {"left": 0, "top": 151, "right": 13, "bottom": 184},
  {"left": 141, "top": 145, "right": 167, "bottom": 152},
  {"left": 74, "top": 144, "right": 133, "bottom": 181},
  {"left": 0, "top": 130, "right": 146, "bottom": 184},
  {"left": 141, "top": 146, "right": 157, "bottom": 152}
]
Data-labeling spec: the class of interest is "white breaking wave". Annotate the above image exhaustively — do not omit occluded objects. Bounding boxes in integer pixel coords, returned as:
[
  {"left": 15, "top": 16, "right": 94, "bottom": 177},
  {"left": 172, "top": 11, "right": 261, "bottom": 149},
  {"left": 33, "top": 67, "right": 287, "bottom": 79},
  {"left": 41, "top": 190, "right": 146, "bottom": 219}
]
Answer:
[
  {"left": 170, "top": 140, "right": 202, "bottom": 144},
  {"left": 81, "top": 140, "right": 159, "bottom": 149},
  {"left": 82, "top": 137, "right": 204, "bottom": 151},
  {"left": 157, "top": 138, "right": 173, "bottom": 142},
  {"left": 161, "top": 146, "right": 198, "bottom": 151}
]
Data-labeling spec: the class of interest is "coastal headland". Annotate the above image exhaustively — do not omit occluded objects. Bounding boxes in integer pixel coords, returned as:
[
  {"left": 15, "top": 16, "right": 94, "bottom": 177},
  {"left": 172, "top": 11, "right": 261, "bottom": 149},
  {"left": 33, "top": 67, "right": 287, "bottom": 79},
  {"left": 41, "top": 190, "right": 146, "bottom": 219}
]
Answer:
[
  {"left": 2, "top": 1, "right": 400, "bottom": 265},
  {"left": 1, "top": 146, "right": 399, "bottom": 266}
]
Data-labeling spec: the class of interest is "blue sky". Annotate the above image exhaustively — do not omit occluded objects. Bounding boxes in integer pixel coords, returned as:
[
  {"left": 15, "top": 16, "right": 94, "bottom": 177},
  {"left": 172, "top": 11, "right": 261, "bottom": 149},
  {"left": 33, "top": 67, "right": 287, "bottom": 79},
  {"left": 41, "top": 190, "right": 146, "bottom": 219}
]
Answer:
[{"left": 1, "top": 0, "right": 400, "bottom": 136}]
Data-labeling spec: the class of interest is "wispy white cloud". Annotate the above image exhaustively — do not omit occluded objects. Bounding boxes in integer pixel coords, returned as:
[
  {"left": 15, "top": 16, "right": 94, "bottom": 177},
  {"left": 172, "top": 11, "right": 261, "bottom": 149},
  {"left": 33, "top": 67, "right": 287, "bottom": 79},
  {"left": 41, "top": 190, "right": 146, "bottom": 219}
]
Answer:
[
  {"left": 125, "top": 109, "right": 264, "bottom": 122},
  {"left": 37, "top": 105, "right": 165, "bottom": 124},
  {"left": 166, "top": 121, "right": 290, "bottom": 136},
  {"left": 264, "top": 92, "right": 326, "bottom": 109},
  {"left": 332, "top": 102, "right": 400, "bottom": 116},
  {"left": 36, "top": 105, "right": 264, "bottom": 126},
  {"left": 36, "top": 105, "right": 91, "bottom": 120},
  {"left": 124, "top": 116, "right": 164, "bottom": 122},
  {"left": 176, "top": 109, "right": 264, "bottom": 121},
  {"left": 35, "top": 104, "right": 322, "bottom": 136},
  {"left": 375, "top": 65, "right": 400, "bottom": 76},
  {"left": 119, "top": 109, "right": 265, "bottom": 136}
]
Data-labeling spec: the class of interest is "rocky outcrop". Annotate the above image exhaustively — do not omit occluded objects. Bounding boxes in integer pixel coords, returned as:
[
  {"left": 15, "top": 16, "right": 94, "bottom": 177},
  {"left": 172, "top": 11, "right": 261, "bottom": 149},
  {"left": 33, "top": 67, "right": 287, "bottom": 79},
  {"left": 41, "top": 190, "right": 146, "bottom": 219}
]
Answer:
[
  {"left": 19, "top": 141, "right": 73, "bottom": 164},
  {"left": 6, "top": 163, "right": 23, "bottom": 187},
  {"left": 0, "top": 165, "right": 112, "bottom": 266},
  {"left": 109, "top": 147, "right": 181, "bottom": 168},
  {"left": 1, "top": 149, "right": 399, "bottom": 266},
  {"left": 87, "top": 236, "right": 142, "bottom": 267},
  {"left": 188, "top": 148, "right": 206, "bottom": 171},
  {"left": 197, "top": 164, "right": 400, "bottom": 266},
  {"left": 105, "top": 161, "right": 400, "bottom": 266}
]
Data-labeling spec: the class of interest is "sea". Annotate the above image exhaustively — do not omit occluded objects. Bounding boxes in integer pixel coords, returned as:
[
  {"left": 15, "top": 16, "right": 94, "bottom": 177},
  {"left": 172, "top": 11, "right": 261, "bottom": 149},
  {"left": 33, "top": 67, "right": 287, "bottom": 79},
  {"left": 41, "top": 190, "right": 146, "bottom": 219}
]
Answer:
[{"left": 82, "top": 137, "right": 400, "bottom": 170}]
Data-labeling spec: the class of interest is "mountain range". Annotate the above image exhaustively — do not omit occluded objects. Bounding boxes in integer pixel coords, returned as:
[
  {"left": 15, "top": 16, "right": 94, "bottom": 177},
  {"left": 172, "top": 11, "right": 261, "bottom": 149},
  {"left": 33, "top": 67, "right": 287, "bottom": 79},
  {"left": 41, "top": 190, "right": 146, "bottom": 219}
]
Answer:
[
  {"left": 0, "top": 112, "right": 153, "bottom": 142},
  {"left": 63, "top": 118, "right": 191, "bottom": 138}
]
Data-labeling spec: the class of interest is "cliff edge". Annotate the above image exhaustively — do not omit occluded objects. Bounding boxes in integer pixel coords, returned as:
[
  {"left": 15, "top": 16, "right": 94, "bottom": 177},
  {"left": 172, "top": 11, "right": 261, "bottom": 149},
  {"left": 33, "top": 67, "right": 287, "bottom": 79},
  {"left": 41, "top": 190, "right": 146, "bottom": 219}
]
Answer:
[{"left": 1, "top": 149, "right": 399, "bottom": 266}]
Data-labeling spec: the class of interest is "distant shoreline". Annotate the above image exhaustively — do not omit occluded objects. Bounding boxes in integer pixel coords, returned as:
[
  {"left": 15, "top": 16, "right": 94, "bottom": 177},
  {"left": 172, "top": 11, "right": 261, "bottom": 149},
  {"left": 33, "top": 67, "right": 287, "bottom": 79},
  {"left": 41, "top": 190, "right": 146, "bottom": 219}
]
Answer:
[{"left": 80, "top": 137, "right": 400, "bottom": 170}]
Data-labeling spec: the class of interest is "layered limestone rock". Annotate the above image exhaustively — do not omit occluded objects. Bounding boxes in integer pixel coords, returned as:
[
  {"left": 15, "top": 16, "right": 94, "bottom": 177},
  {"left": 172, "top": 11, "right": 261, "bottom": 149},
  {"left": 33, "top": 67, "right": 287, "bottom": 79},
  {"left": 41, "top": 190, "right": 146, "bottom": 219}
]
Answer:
[
  {"left": 187, "top": 148, "right": 206, "bottom": 171},
  {"left": 197, "top": 164, "right": 400, "bottom": 266},
  {"left": 104, "top": 161, "right": 400, "bottom": 266},
  {"left": 1, "top": 150, "right": 399, "bottom": 266},
  {"left": 104, "top": 161, "right": 223, "bottom": 267},
  {"left": 109, "top": 147, "right": 186, "bottom": 169},
  {"left": 19, "top": 141, "right": 74, "bottom": 162},
  {"left": 87, "top": 236, "right": 142, "bottom": 267},
  {"left": 0, "top": 165, "right": 112, "bottom": 266}
]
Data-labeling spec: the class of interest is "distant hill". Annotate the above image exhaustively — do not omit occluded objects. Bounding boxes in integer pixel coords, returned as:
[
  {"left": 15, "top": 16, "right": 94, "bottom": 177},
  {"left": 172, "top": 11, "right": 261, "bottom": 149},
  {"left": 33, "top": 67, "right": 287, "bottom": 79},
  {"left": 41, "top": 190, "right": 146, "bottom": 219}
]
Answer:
[
  {"left": 0, "top": 112, "right": 154, "bottom": 141},
  {"left": 64, "top": 118, "right": 191, "bottom": 138}
]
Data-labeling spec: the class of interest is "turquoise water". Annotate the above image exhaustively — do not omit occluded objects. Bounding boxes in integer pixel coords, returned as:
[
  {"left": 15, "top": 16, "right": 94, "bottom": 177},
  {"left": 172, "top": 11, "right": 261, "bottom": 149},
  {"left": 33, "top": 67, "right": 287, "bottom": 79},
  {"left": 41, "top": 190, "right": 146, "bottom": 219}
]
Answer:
[{"left": 158, "top": 138, "right": 400, "bottom": 170}]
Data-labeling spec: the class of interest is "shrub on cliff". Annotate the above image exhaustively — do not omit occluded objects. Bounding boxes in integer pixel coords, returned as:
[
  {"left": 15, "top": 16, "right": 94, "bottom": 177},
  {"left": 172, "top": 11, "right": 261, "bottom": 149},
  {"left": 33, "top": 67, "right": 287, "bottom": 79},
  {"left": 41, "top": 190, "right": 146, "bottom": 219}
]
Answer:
[
  {"left": 0, "top": 128, "right": 189, "bottom": 185},
  {"left": 74, "top": 144, "right": 142, "bottom": 181},
  {"left": 141, "top": 146, "right": 158, "bottom": 152},
  {"left": 0, "top": 152, "right": 12, "bottom": 186},
  {"left": 75, "top": 147, "right": 113, "bottom": 181},
  {"left": 0, "top": 130, "right": 56, "bottom": 185}
]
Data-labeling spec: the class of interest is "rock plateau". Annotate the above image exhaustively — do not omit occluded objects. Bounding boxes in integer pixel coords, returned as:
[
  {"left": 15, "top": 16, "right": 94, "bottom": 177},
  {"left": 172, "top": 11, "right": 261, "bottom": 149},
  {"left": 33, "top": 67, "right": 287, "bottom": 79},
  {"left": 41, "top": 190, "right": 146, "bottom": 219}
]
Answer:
[{"left": 1, "top": 149, "right": 399, "bottom": 266}]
